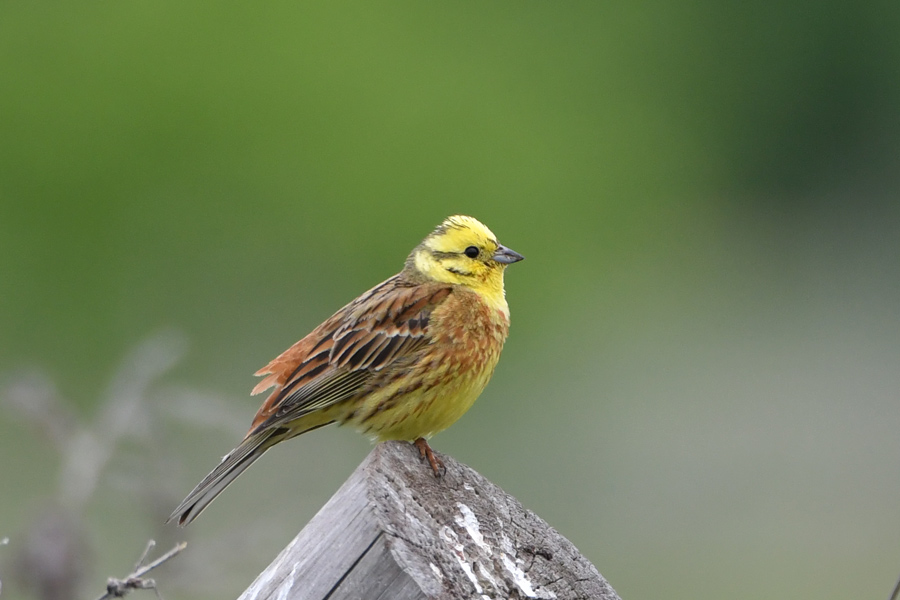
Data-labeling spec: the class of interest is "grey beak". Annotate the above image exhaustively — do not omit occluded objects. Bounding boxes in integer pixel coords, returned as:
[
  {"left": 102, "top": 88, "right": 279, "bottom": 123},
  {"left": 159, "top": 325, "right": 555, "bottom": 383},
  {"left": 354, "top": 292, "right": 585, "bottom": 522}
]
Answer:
[{"left": 492, "top": 244, "right": 524, "bottom": 264}]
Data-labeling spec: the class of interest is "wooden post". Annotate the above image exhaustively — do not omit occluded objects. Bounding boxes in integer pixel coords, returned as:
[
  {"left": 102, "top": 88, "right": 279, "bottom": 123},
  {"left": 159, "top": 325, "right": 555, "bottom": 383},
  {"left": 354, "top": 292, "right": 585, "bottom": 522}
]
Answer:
[{"left": 238, "top": 441, "right": 620, "bottom": 600}]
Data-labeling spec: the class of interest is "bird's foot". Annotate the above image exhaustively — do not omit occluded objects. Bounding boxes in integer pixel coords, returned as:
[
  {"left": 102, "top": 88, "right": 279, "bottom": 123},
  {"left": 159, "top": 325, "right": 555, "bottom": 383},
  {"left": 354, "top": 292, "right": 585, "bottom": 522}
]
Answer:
[{"left": 414, "top": 437, "right": 445, "bottom": 477}]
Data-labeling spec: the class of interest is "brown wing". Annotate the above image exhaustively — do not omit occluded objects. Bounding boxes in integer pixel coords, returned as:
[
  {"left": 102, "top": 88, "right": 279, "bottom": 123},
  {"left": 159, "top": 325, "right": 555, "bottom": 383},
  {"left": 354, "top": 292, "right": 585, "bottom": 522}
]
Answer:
[{"left": 245, "top": 276, "right": 453, "bottom": 436}]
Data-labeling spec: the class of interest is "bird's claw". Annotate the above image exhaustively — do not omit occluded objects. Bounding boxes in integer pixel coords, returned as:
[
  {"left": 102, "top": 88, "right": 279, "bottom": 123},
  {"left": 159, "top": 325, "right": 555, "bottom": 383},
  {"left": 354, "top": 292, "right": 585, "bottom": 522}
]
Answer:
[{"left": 414, "top": 437, "right": 445, "bottom": 477}]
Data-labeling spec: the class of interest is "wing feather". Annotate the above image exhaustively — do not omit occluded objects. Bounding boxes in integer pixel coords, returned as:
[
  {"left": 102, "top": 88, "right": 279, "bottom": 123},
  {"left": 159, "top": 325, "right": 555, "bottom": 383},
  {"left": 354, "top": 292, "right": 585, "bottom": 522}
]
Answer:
[{"left": 246, "top": 277, "right": 452, "bottom": 436}]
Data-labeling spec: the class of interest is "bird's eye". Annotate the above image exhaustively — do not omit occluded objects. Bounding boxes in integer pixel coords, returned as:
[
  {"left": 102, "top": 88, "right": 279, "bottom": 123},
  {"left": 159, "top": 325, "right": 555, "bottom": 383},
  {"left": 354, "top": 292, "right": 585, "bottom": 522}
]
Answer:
[{"left": 463, "top": 246, "right": 479, "bottom": 258}]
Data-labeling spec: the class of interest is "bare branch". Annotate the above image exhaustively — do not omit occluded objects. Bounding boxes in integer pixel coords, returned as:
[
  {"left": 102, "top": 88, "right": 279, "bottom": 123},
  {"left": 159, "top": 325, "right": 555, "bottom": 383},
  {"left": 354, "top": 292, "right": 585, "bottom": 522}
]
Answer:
[
  {"left": 0, "top": 536, "right": 8, "bottom": 597},
  {"left": 94, "top": 541, "right": 187, "bottom": 600},
  {"left": 62, "top": 330, "right": 188, "bottom": 509},
  {"left": 2, "top": 370, "right": 74, "bottom": 453},
  {"left": 132, "top": 541, "right": 156, "bottom": 574}
]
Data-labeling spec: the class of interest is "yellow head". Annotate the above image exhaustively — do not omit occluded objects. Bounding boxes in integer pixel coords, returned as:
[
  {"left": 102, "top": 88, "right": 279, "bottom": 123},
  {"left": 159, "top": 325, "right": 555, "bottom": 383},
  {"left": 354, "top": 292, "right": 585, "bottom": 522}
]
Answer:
[{"left": 405, "top": 215, "right": 524, "bottom": 314}]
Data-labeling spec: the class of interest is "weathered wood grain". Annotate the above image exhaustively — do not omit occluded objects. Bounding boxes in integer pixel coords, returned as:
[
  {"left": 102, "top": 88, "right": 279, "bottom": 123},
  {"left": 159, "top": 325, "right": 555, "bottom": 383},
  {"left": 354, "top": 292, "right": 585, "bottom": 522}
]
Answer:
[{"left": 238, "top": 441, "right": 619, "bottom": 600}]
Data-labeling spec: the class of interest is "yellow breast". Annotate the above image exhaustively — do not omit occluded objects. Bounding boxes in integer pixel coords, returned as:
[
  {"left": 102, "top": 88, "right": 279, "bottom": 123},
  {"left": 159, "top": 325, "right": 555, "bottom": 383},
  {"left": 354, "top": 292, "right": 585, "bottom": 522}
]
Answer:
[{"left": 344, "top": 287, "right": 510, "bottom": 441}]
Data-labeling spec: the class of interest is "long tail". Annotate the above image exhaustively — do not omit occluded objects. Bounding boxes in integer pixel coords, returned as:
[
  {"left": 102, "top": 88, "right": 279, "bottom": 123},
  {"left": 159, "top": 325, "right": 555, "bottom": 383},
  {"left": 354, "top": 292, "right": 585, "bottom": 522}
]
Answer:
[{"left": 168, "top": 429, "right": 284, "bottom": 526}]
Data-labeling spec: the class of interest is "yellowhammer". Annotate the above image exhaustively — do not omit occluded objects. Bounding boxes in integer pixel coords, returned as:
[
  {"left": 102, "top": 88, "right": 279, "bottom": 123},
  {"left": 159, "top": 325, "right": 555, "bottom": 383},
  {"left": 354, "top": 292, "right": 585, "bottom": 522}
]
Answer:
[{"left": 169, "top": 215, "right": 523, "bottom": 525}]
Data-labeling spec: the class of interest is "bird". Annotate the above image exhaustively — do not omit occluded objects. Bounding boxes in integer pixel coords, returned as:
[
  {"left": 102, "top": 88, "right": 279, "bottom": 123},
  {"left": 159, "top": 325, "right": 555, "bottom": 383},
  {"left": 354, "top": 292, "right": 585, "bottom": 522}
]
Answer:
[{"left": 168, "top": 215, "right": 524, "bottom": 526}]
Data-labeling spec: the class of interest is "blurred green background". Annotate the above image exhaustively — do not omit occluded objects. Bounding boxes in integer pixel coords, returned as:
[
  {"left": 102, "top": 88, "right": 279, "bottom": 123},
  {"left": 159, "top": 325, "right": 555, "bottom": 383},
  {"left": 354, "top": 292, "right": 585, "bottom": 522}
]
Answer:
[{"left": 2, "top": 2, "right": 899, "bottom": 599}]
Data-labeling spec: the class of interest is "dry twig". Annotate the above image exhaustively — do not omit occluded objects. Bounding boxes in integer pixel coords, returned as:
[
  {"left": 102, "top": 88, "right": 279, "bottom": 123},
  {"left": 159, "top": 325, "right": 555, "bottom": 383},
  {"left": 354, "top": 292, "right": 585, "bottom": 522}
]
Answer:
[
  {"left": 0, "top": 536, "right": 8, "bottom": 596},
  {"left": 94, "top": 540, "right": 187, "bottom": 600}
]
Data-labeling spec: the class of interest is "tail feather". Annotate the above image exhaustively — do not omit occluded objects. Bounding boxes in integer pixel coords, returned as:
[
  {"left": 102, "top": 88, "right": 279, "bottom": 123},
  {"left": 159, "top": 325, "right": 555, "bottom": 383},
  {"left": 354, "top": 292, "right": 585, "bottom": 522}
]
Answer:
[{"left": 168, "top": 430, "right": 280, "bottom": 526}]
